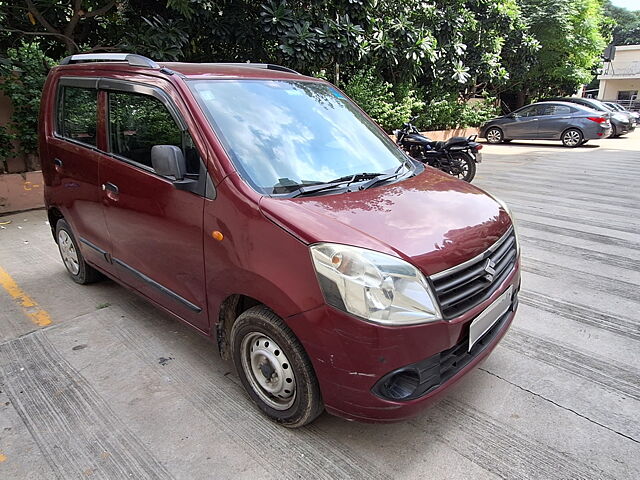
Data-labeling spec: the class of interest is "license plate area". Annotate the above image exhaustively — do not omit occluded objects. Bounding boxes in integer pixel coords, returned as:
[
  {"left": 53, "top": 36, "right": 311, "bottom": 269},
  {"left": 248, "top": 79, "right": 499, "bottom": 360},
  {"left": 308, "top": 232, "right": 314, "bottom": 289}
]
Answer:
[{"left": 468, "top": 286, "right": 513, "bottom": 352}]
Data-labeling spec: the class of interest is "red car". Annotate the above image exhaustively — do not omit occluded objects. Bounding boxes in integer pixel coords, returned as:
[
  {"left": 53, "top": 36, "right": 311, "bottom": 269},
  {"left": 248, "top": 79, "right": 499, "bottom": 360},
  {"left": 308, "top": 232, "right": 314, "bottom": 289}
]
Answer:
[{"left": 40, "top": 54, "right": 521, "bottom": 427}]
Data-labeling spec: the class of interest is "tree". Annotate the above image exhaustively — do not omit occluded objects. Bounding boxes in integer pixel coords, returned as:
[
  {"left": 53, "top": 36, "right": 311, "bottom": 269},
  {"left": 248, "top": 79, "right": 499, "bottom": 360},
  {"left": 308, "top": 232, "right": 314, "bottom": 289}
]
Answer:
[
  {"left": 499, "top": 0, "right": 611, "bottom": 108},
  {"left": 604, "top": 0, "right": 640, "bottom": 45},
  {"left": 0, "top": 1, "right": 117, "bottom": 55}
]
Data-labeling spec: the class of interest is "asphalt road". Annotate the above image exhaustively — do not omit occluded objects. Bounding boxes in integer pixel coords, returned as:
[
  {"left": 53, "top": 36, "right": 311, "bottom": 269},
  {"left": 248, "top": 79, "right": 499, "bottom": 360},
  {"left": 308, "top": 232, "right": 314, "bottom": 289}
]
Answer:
[{"left": 1, "top": 132, "right": 639, "bottom": 479}]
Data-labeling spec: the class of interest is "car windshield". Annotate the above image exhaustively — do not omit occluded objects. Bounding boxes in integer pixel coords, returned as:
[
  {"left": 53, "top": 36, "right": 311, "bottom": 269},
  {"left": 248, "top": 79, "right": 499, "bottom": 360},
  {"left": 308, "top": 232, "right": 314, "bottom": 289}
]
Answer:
[{"left": 189, "top": 79, "right": 409, "bottom": 195}]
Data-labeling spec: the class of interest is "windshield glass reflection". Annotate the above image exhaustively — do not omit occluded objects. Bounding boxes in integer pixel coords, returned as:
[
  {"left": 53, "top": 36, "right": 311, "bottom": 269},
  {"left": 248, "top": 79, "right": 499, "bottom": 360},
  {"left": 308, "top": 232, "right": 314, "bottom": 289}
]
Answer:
[{"left": 190, "top": 79, "right": 408, "bottom": 194}]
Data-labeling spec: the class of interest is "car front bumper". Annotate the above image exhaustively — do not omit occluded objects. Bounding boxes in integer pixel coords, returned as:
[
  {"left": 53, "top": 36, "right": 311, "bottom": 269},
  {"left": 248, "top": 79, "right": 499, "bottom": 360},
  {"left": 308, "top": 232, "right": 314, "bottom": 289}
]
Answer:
[{"left": 286, "top": 259, "right": 521, "bottom": 422}]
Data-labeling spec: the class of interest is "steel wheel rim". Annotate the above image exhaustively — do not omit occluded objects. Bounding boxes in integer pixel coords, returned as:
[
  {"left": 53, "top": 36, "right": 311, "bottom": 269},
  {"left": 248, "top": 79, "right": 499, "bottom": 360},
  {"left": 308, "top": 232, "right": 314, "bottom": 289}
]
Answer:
[
  {"left": 58, "top": 230, "right": 80, "bottom": 275},
  {"left": 240, "top": 332, "right": 296, "bottom": 410},
  {"left": 563, "top": 130, "right": 580, "bottom": 146},
  {"left": 487, "top": 129, "right": 501, "bottom": 143}
]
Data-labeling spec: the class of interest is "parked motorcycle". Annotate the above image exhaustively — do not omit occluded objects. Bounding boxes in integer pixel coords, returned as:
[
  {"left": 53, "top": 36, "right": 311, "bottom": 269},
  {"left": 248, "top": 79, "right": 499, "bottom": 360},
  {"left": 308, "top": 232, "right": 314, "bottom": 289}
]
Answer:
[{"left": 394, "top": 118, "right": 482, "bottom": 182}]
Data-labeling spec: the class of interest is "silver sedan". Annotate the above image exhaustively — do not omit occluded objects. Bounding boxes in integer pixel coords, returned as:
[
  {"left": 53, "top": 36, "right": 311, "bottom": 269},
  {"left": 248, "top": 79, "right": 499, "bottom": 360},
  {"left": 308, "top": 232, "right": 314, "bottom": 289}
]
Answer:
[{"left": 479, "top": 101, "right": 612, "bottom": 147}]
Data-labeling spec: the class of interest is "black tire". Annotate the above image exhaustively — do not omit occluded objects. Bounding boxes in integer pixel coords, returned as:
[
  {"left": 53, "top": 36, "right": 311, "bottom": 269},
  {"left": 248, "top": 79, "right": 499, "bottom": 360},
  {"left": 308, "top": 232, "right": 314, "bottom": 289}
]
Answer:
[
  {"left": 561, "top": 128, "right": 583, "bottom": 147},
  {"left": 230, "top": 305, "right": 323, "bottom": 427},
  {"left": 610, "top": 124, "right": 617, "bottom": 137},
  {"left": 485, "top": 127, "right": 503, "bottom": 144},
  {"left": 448, "top": 152, "right": 476, "bottom": 182},
  {"left": 55, "top": 219, "right": 102, "bottom": 284},
  {"left": 503, "top": 139, "right": 513, "bottom": 143}
]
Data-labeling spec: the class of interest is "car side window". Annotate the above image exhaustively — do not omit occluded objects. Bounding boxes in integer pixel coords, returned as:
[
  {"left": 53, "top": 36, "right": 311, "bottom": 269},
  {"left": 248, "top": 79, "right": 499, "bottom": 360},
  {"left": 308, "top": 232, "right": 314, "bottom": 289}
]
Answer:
[
  {"left": 518, "top": 106, "right": 542, "bottom": 117},
  {"left": 57, "top": 86, "right": 98, "bottom": 147},
  {"left": 108, "top": 91, "right": 199, "bottom": 174},
  {"left": 547, "top": 105, "right": 571, "bottom": 115}
]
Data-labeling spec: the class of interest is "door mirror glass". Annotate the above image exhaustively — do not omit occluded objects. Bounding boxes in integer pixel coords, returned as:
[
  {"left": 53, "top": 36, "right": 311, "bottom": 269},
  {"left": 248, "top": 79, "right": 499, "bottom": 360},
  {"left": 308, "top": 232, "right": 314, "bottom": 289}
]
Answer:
[{"left": 151, "top": 145, "right": 186, "bottom": 180}]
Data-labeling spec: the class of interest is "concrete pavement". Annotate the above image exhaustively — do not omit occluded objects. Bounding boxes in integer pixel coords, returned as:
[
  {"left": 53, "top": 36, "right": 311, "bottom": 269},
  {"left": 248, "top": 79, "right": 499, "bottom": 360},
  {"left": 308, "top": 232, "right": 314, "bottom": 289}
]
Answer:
[{"left": 0, "top": 132, "right": 639, "bottom": 479}]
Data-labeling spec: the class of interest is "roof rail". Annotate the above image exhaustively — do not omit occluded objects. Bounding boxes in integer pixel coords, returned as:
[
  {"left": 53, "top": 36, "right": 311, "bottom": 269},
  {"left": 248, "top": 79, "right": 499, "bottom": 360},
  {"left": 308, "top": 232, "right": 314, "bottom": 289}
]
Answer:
[
  {"left": 59, "top": 53, "right": 159, "bottom": 69},
  {"left": 221, "top": 63, "right": 301, "bottom": 75}
]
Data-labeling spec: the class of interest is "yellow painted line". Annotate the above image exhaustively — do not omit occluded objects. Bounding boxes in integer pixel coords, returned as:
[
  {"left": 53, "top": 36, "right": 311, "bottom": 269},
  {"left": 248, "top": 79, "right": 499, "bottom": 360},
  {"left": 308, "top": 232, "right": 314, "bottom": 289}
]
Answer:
[{"left": 0, "top": 266, "right": 52, "bottom": 326}]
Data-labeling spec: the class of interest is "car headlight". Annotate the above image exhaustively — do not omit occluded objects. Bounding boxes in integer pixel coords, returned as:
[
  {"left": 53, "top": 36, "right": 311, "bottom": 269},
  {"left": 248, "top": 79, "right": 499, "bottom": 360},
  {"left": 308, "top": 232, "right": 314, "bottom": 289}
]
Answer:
[
  {"left": 493, "top": 195, "right": 521, "bottom": 252},
  {"left": 310, "top": 243, "right": 441, "bottom": 325}
]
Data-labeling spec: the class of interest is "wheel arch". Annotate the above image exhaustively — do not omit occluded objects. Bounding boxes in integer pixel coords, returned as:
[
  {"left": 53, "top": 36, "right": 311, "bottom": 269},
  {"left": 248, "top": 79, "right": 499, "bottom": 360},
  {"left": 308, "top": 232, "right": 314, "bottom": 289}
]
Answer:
[
  {"left": 47, "top": 207, "right": 64, "bottom": 241},
  {"left": 216, "top": 294, "right": 267, "bottom": 360}
]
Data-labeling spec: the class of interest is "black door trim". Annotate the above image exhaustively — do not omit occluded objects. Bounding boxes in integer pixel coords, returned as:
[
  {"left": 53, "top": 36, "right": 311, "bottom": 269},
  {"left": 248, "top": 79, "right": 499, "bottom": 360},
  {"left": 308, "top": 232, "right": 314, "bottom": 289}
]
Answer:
[
  {"left": 79, "top": 236, "right": 202, "bottom": 313},
  {"left": 112, "top": 258, "right": 202, "bottom": 313}
]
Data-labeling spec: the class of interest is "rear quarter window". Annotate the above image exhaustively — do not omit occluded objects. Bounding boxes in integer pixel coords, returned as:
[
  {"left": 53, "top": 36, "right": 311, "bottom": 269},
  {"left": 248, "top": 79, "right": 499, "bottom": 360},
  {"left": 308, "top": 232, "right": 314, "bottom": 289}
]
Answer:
[{"left": 57, "top": 86, "right": 98, "bottom": 147}]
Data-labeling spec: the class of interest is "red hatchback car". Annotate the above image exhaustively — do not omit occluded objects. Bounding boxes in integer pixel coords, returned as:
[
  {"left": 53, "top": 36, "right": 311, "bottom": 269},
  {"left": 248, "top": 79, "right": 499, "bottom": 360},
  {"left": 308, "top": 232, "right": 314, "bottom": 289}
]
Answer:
[{"left": 40, "top": 54, "right": 521, "bottom": 427}]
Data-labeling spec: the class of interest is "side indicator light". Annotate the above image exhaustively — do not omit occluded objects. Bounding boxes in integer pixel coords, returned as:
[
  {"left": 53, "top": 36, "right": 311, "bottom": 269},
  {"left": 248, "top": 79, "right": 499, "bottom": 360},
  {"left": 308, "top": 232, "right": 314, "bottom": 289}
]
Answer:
[{"left": 212, "top": 231, "right": 224, "bottom": 241}]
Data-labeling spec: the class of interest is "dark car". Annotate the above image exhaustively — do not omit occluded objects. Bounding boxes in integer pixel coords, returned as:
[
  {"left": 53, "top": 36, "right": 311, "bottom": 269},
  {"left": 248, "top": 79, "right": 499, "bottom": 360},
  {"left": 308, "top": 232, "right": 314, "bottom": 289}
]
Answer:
[
  {"left": 480, "top": 101, "right": 611, "bottom": 147},
  {"left": 544, "top": 97, "right": 634, "bottom": 137},
  {"left": 40, "top": 53, "right": 520, "bottom": 427},
  {"left": 603, "top": 101, "right": 639, "bottom": 126}
]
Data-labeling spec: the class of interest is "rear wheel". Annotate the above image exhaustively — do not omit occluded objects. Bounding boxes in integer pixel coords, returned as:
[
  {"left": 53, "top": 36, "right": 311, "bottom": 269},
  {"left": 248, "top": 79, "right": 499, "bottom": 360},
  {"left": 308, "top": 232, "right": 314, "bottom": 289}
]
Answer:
[
  {"left": 485, "top": 127, "right": 503, "bottom": 144},
  {"left": 55, "top": 219, "right": 102, "bottom": 284},
  {"left": 561, "top": 128, "right": 583, "bottom": 147},
  {"left": 231, "top": 305, "right": 323, "bottom": 427},
  {"left": 448, "top": 152, "right": 476, "bottom": 182}
]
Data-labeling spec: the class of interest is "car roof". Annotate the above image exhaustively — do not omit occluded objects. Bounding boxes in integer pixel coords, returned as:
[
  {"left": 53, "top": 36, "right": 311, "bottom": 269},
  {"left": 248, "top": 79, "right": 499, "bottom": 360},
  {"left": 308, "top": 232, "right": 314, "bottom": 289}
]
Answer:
[
  {"left": 55, "top": 56, "right": 315, "bottom": 82},
  {"left": 519, "top": 101, "right": 579, "bottom": 109}
]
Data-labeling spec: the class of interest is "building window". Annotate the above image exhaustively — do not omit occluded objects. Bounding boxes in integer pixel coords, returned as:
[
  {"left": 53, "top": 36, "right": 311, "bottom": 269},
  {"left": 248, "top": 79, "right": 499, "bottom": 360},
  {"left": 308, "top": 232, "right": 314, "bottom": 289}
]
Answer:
[{"left": 617, "top": 90, "right": 638, "bottom": 101}]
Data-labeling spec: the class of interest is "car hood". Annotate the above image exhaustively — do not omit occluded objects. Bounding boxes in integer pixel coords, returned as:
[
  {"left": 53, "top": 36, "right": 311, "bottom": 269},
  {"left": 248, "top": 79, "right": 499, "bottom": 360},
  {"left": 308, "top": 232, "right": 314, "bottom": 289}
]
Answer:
[{"left": 259, "top": 168, "right": 512, "bottom": 276}]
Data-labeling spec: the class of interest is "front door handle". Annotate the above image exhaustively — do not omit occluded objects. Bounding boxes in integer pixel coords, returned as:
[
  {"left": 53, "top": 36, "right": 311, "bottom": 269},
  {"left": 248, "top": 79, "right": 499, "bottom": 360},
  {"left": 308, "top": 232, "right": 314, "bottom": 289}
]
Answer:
[
  {"left": 102, "top": 182, "right": 119, "bottom": 194},
  {"left": 102, "top": 182, "right": 119, "bottom": 201}
]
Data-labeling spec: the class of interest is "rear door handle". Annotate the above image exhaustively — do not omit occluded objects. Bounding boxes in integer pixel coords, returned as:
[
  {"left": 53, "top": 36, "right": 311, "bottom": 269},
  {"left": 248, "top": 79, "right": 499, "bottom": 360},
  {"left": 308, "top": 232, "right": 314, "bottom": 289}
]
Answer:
[{"left": 53, "top": 158, "right": 63, "bottom": 172}]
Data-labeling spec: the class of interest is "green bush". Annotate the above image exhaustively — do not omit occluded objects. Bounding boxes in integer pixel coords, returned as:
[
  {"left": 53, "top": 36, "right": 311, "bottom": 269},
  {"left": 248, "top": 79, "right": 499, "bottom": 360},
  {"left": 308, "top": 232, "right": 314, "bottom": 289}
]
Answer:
[
  {"left": 0, "top": 42, "right": 56, "bottom": 159},
  {"left": 0, "top": 125, "right": 15, "bottom": 172},
  {"left": 415, "top": 95, "right": 499, "bottom": 131},
  {"left": 343, "top": 68, "right": 423, "bottom": 132}
]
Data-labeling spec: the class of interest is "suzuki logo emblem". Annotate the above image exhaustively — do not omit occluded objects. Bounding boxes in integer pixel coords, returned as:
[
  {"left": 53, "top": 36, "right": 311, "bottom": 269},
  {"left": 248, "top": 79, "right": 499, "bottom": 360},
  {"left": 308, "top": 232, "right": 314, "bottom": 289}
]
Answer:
[{"left": 483, "top": 258, "right": 496, "bottom": 282}]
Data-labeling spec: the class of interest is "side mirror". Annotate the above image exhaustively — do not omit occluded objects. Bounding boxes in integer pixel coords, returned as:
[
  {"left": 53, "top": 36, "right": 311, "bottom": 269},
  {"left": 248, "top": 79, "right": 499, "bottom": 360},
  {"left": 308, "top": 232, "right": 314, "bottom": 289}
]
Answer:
[
  {"left": 151, "top": 145, "right": 186, "bottom": 181},
  {"left": 507, "top": 113, "right": 517, "bottom": 119}
]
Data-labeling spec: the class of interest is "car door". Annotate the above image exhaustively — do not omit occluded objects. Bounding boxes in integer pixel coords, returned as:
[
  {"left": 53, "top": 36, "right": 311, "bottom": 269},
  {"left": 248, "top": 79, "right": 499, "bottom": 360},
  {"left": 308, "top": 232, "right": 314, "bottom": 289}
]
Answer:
[
  {"left": 537, "top": 104, "right": 573, "bottom": 139},
  {"left": 503, "top": 105, "right": 542, "bottom": 139},
  {"left": 98, "top": 79, "right": 209, "bottom": 332},
  {"left": 48, "top": 78, "right": 112, "bottom": 271}
]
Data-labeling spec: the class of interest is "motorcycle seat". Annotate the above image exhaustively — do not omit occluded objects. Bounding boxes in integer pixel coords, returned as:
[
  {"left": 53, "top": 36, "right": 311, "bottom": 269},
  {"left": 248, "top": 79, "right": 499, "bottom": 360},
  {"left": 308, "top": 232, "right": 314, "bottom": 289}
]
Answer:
[{"left": 444, "top": 136, "right": 470, "bottom": 147}]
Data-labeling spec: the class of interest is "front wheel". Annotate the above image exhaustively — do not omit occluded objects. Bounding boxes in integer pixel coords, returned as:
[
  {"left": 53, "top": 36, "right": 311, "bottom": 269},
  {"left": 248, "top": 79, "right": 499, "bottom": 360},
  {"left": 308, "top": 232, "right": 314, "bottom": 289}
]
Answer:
[
  {"left": 231, "top": 305, "right": 324, "bottom": 427},
  {"left": 447, "top": 152, "right": 476, "bottom": 182},
  {"left": 561, "top": 128, "right": 583, "bottom": 147},
  {"left": 485, "top": 127, "right": 503, "bottom": 144}
]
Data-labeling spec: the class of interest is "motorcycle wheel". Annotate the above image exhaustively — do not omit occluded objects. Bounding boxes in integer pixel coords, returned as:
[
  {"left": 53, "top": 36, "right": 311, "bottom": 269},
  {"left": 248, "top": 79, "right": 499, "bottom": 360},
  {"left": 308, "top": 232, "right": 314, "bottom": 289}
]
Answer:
[{"left": 448, "top": 152, "right": 476, "bottom": 182}]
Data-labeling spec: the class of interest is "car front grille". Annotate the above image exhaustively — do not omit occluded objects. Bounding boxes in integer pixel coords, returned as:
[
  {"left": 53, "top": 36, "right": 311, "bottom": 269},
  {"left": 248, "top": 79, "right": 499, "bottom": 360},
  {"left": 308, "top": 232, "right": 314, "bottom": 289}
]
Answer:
[{"left": 431, "top": 227, "right": 517, "bottom": 319}]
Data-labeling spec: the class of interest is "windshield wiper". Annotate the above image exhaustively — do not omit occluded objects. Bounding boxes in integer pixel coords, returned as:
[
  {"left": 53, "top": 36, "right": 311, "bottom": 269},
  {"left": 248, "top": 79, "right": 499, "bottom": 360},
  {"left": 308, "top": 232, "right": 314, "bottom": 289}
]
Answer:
[
  {"left": 359, "top": 162, "right": 412, "bottom": 191},
  {"left": 286, "top": 172, "right": 384, "bottom": 198},
  {"left": 285, "top": 164, "right": 412, "bottom": 198}
]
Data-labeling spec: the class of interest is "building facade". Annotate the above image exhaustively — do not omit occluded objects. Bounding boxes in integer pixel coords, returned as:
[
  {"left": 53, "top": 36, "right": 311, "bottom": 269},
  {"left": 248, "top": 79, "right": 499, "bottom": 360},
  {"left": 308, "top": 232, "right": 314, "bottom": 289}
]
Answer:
[{"left": 597, "top": 45, "right": 640, "bottom": 105}]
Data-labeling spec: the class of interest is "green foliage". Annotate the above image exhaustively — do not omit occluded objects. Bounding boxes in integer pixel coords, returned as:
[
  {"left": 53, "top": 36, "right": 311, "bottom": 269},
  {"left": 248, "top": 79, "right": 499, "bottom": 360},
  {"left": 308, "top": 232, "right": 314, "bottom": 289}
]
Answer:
[
  {"left": 500, "top": 0, "right": 610, "bottom": 104},
  {"left": 0, "top": 0, "right": 616, "bottom": 170},
  {"left": 604, "top": 0, "right": 640, "bottom": 45},
  {"left": 343, "top": 68, "right": 423, "bottom": 132},
  {"left": 0, "top": 42, "right": 56, "bottom": 158},
  {"left": 0, "top": 125, "right": 15, "bottom": 172},
  {"left": 416, "top": 95, "right": 499, "bottom": 131}
]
